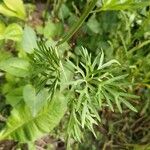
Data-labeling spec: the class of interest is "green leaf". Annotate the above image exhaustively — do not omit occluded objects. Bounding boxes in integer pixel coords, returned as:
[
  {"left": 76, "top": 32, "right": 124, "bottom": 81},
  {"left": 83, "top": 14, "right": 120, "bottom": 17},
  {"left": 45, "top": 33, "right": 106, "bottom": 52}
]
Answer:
[
  {"left": 23, "top": 84, "right": 49, "bottom": 117},
  {"left": 81, "top": 101, "right": 87, "bottom": 128},
  {"left": 0, "top": 49, "right": 12, "bottom": 62},
  {"left": 0, "top": 4, "right": 17, "bottom": 18},
  {"left": 120, "top": 98, "right": 137, "bottom": 112},
  {"left": 87, "top": 15, "right": 100, "bottom": 34},
  {"left": 119, "top": 93, "right": 139, "bottom": 99},
  {"left": 115, "top": 96, "right": 122, "bottom": 113},
  {"left": 0, "top": 22, "right": 6, "bottom": 36},
  {"left": 101, "top": 0, "right": 150, "bottom": 11},
  {"left": 102, "top": 74, "right": 128, "bottom": 85},
  {"left": 6, "top": 87, "right": 23, "bottom": 107},
  {"left": 101, "top": 89, "right": 114, "bottom": 112},
  {"left": 0, "top": 92, "right": 67, "bottom": 142},
  {"left": 44, "top": 21, "right": 58, "bottom": 38},
  {"left": 3, "top": 23, "right": 23, "bottom": 41},
  {"left": 58, "top": 4, "right": 70, "bottom": 20},
  {"left": 98, "top": 59, "right": 120, "bottom": 70},
  {"left": 0, "top": 57, "right": 30, "bottom": 77},
  {"left": 22, "top": 25, "right": 37, "bottom": 53},
  {"left": 3, "top": 0, "right": 26, "bottom": 19}
]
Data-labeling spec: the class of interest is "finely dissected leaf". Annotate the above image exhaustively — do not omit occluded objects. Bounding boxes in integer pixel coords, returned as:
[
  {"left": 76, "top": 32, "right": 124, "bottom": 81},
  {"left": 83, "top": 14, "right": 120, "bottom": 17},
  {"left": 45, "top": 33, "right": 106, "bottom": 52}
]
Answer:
[
  {"left": 98, "top": 50, "right": 104, "bottom": 69},
  {"left": 22, "top": 25, "right": 38, "bottom": 53},
  {"left": 3, "top": 0, "right": 26, "bottom": 19},
  {"left": 0, "top": 57, "right": 30, "bottom": 77},
  {"left": 98, "top": 59, "right": 120, "bottom": 70},
  {"left": 81, "top": 101, "right": 87, "bottom": 128},
  {"left": 119, "top": 93, "right": 139, "bottom": 99},
  {"left": 101, "top": 89, "right": 114, "bottom": 112},
  {"left": 115, "top": 96, "right": 122, "bottom": 113},
  {"left": 23, "top": 84, "right": 49, "bottom": 117},
  {"left": 0, "top": 92, "right": 67, "bottom": 142},
  {"left": 66, "top": 47, "right": 139, "bottom": 141},
  {"left": 101, "top": 74, "right": 128, "bottom": 85},
  {"left": 3, "top": 23, "right": 23, "bottom": 41},
  {"left": 28, "top": 42, "right": 60, "bottom": 93},
  {"left": 120, "top": 98, "right": 137, "bottom": 112}
]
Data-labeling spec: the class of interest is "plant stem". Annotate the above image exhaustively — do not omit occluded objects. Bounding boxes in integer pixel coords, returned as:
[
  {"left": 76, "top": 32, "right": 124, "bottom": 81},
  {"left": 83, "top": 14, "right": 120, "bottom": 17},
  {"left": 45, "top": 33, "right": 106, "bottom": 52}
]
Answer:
[
  {"left": 54, "top": 0, "right": 64, "bottom": 17},
  {"left": 57, "top": 0, "right": 98, "bottom": 46},
  {"left": 128, "top": 40, "right": 150, "bottom": 54}
]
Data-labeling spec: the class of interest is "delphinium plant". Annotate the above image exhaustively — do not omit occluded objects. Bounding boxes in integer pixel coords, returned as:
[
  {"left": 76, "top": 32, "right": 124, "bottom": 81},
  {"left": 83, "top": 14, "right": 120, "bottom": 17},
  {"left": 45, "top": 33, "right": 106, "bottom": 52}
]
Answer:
[{"left": 0, "top": 0, "right": 150, "bottom": 149}]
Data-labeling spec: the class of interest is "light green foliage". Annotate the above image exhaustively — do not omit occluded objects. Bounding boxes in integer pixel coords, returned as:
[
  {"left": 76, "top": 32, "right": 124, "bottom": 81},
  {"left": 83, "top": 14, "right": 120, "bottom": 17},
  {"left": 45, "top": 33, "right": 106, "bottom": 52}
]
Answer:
[
  {"left": 0, "top": 22, "right": 6, "bottom": 35},
  {"left": 66, "top": 48, "right": 138, "bottom": 141},
  {"left": 0, "top": 92, "right": 67, "bottom": 142},
  {"left": 58, "top": 4, "right": 70, "bottom": 21},
  {"left": 22, "top": 25, "right": 38, "bottom": 53},
  {"left": 43, "top": 21, "right": 60, "bottom": 39},
  {"left": 87, "top": 15, "right": 100, "bottom": 34},
  {"left": 0, "top": 57, "right": 30, "bottom": 77},
  {"left": 100, "top": 0, "right": 150, "bottom": 11},
  {"left": 0, "top": 49, "right": 12, "bottom": 62},
  {"left": 36, "top": 21, "right": 63, "bottom": 39},
  {"left": 0, "top": 23, "right": 23, "bottom": 41},
  {"left": 0, "top": 0, "right": 26, "bottom": 20},
  {"left": 23, "top": 84, "right": 49, "bottom": 117},
  {"left": 6, "top": 87, "right": 23, "bottom": 107}
]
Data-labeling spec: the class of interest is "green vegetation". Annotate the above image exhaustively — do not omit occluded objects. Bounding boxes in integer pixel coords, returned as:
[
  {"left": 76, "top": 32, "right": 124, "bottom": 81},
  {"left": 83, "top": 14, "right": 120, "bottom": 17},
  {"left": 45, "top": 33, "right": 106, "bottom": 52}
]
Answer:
[{"left": 0, "top": 0, "right": 150, "bottom": 149}]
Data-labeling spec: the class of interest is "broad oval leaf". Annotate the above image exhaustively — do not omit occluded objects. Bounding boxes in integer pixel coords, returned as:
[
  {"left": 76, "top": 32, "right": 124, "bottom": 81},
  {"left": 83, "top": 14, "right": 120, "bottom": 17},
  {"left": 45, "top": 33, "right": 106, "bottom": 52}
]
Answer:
[
  {"left": 0, "top": 92, "right": 67, "bottom": 142},
  {"left": 23, "top": 84, "right": 49, "bottom": 117},
  {"left": 4, "top": 23, "right": 23, "bottom": 41},
  {"left": 22, "top": 25, "right": 37, "bottom": 53},
  {"left": 0, "top": 4, "right": 17, "bottom": 18},
  {"left": 87, "top": 15, "right": 100, "bottom": 34},
  {"left": 6, "top": 87, "right": 23, "bottom": 107},
  {"left": 101, "top": 0, "right": 150, "bottom": 11},
  {"left": 3, "top": 0, "right": 26, "bottom": 19},
  {"left": 0, "top": 57, "right": 30, "bottom": 77}
]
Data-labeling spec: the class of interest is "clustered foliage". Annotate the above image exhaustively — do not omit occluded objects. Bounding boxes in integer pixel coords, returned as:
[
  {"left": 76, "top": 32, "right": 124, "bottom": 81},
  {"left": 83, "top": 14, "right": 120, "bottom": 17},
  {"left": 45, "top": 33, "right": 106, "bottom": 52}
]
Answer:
[
  {"left": 28, "top": 41, "right": 61, "bottom": 96},
  {"left": 0, "top": 0, "right": 150, "bottom": 149}
]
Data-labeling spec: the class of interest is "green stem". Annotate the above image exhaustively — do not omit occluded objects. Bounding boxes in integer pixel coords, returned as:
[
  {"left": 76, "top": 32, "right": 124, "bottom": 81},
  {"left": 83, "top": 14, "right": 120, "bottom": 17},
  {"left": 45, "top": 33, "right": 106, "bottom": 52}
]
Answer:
[
  {"left": 54, "top": 0, "right": 64, "bottom": 17},
  {"left": 57, "top": 0, "right": 98, "bottom": 46},
  {"left": 128, "top": 40, "right": 150, "bottom": 54}
]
